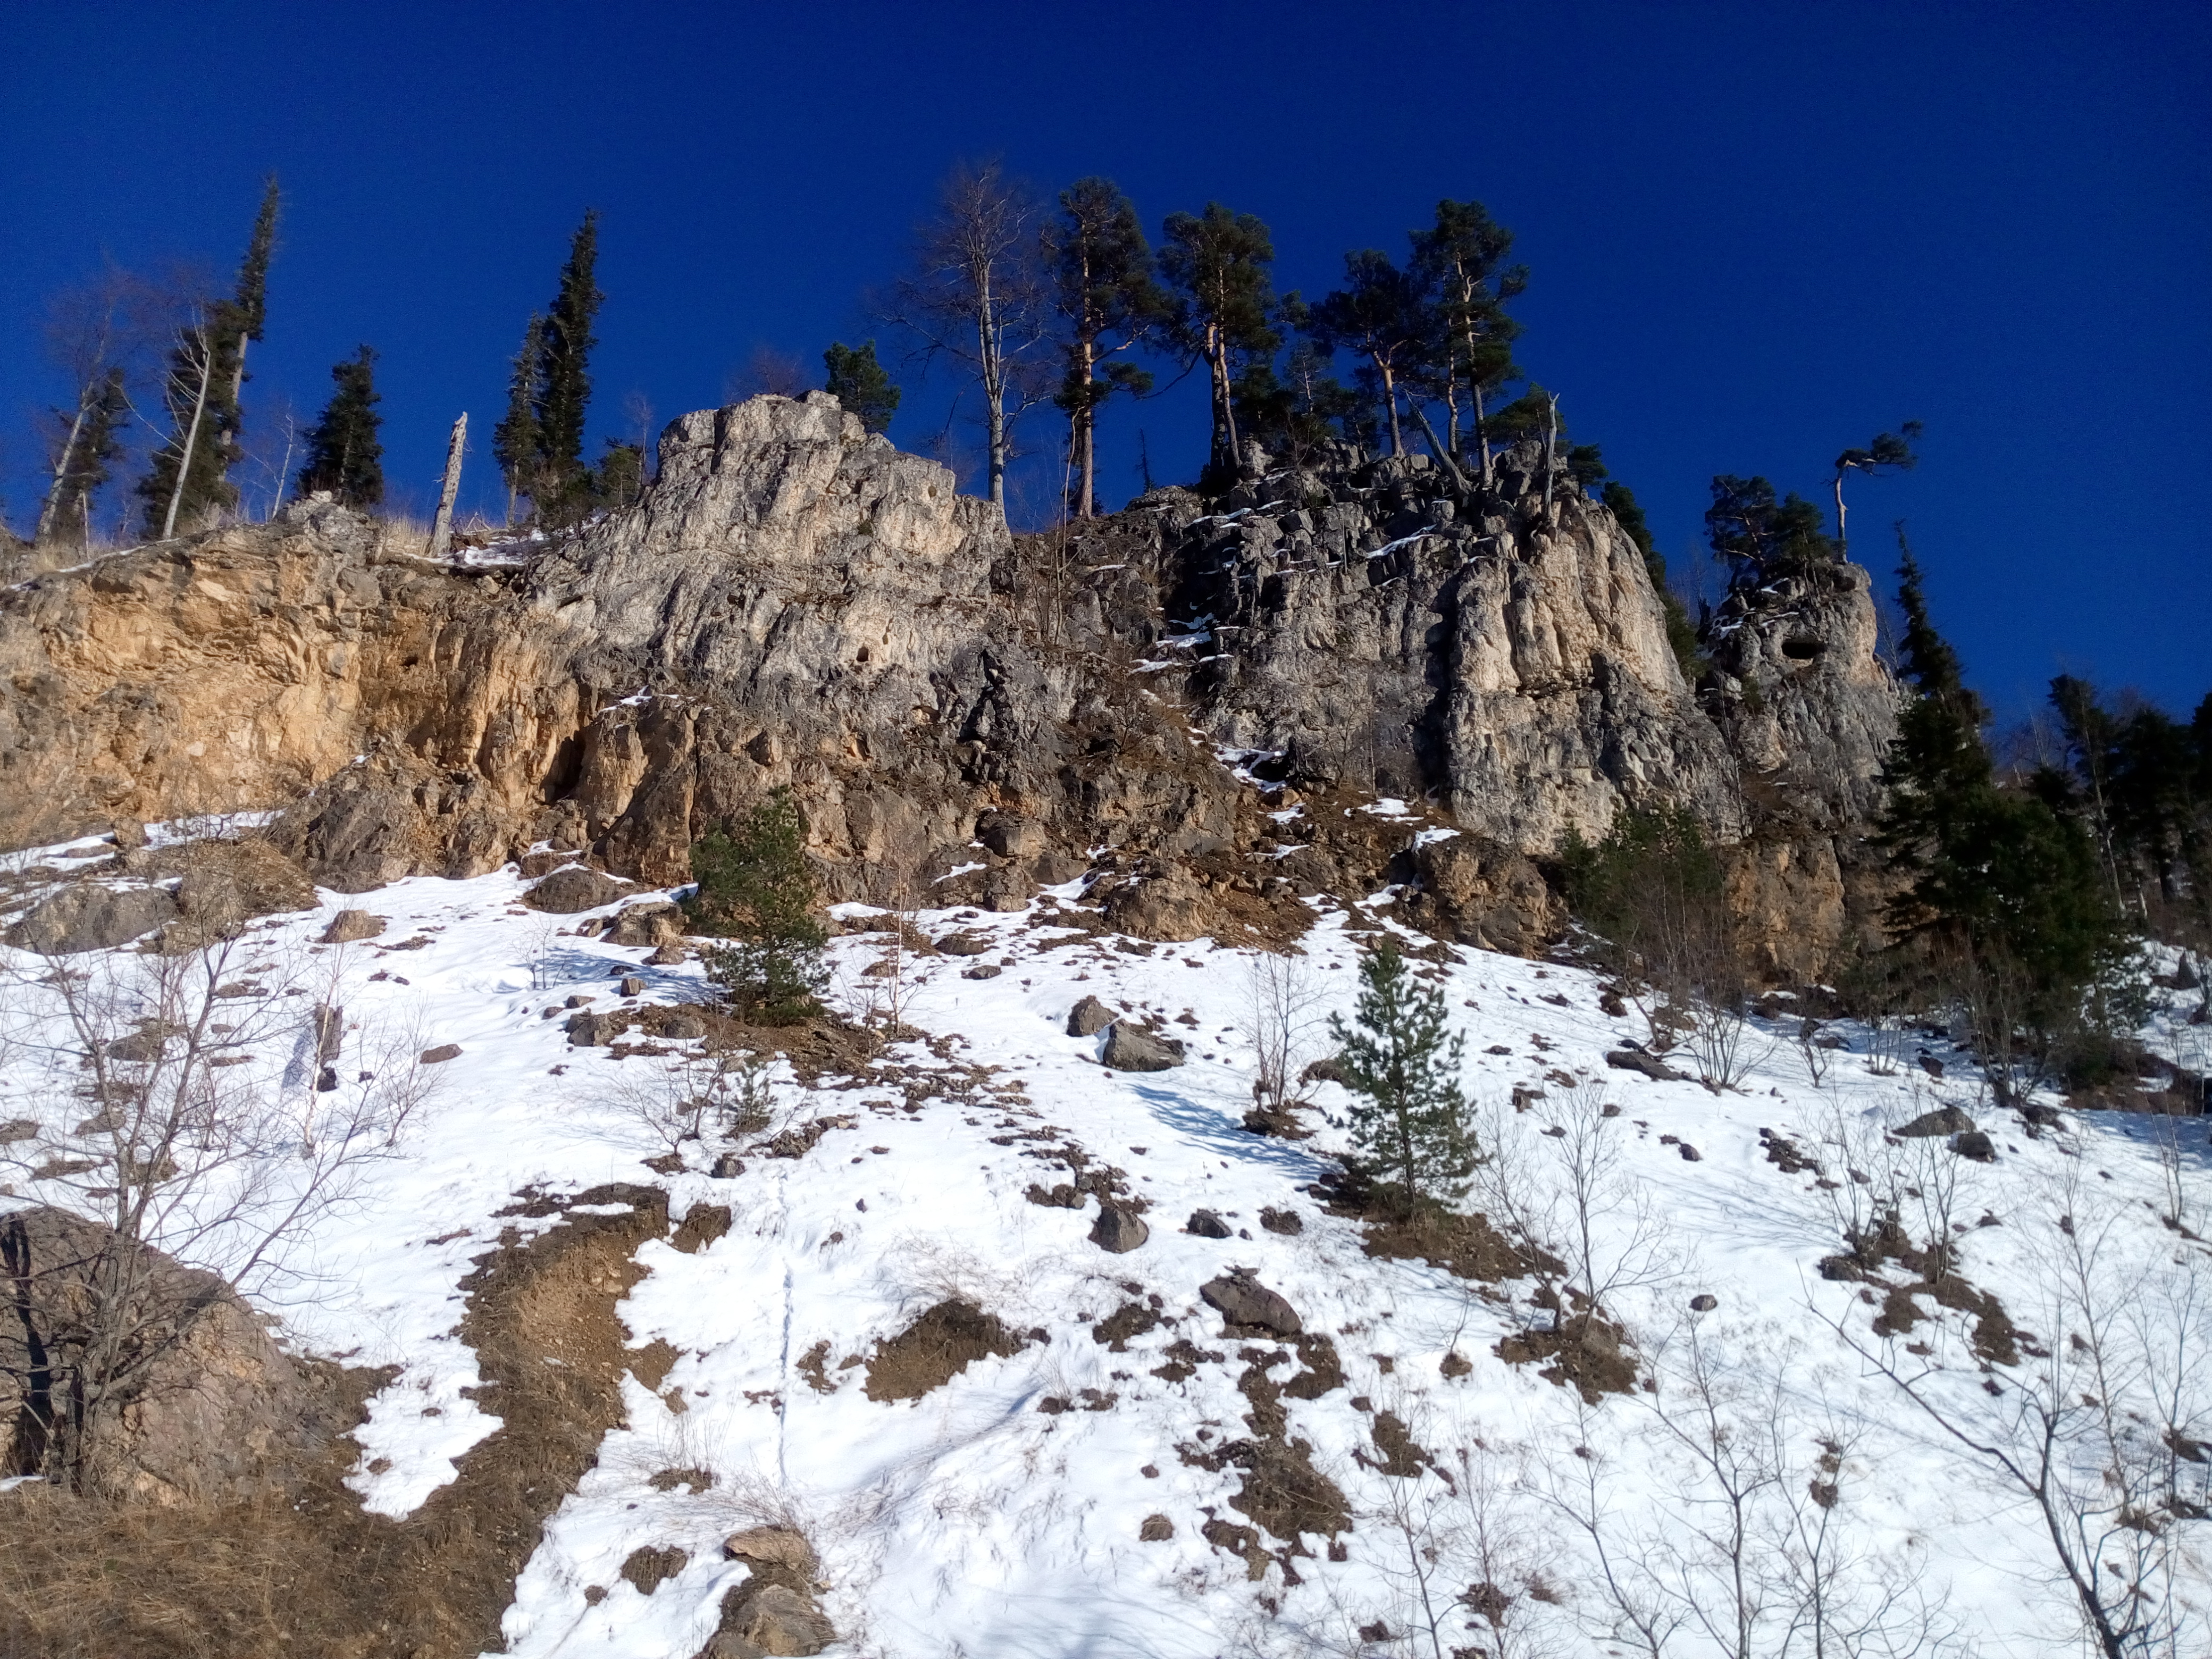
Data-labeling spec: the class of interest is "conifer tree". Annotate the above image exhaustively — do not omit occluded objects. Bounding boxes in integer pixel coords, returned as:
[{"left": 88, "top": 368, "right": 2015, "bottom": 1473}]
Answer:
[
  {"left": 1408, "top": 199, "right": 1524, "bottom": 485},
  {"left": 139, "top": 178, "right": 281, "bottom": 538},
  {"left": 491, "top": 313, "right": 545, "bottom": 522},
  {"left": 822, "top": 339, "right": 900, "bottom": 434},
  {"left": 1327, "top": 941, "right": 1476, "bottom": 1218},
  {"left": 1310, "top": 249, "right": 1431, "bottom": 457},
  {"left": 1704, "top": 474, "right": 1837, "bottom": 589},
  {"left": 1045, "top": 178, "right": 1167, "bottom": 516},
  {"left": 296, "top": 347, "right": 384, "bottom": 508},
  {"left": 1830, "top": 421, "right": 1920, "bottom": 555},
  {"left": 532, "top": 211, "right": 604, "bottom": 521},
  {"left": 684, "top": 789, "right": 829, "bottom": 1024},
  {"left": 44, "top": 368, "right": 129, "bottom": 546},
  {"left": 1159, "top": 204, "right": 1278, "bottom": 485}
]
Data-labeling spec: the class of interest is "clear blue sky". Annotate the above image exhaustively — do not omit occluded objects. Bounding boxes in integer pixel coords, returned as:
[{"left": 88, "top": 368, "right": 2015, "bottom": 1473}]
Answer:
[{"left": 4, "top": 1, "right": 2206, "bottom": 718}]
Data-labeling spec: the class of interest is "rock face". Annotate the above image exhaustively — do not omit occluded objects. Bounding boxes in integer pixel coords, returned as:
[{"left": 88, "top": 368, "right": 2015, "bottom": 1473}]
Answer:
[
  {"left": 0, "top": 396, "right": 1898, "bottom": 975},
  {"left": 0, "top": 1208, "right": 333, "bottom": 1503},
  {"left": 5, "top": 883, "right": 177, "bottom": 954}
]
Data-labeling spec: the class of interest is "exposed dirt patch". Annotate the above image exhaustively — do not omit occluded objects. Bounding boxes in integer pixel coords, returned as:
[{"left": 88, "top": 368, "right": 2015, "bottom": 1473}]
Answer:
[
  {"left": 0, "top": 1183, "right": 670, "bottom": 1658},
  {"left": 1093, "top": 1301, "right": 1164, "bottom": 1352},
  {"left": 1820, "top": 1212, "right": 2021, "bottom": 1365},
  {"left": 1496, "top": 1311, "right": 1639, "bottom": 1403},
  {"left": 1343, "top": 1196, "right": 1543, "bottom": 1283},
  {"left": 863, "top": 1298, "right": 1031, "bottom": 1403},
  {"left": 620, "top": 1543, "right": 690, "bottom": 1595}
]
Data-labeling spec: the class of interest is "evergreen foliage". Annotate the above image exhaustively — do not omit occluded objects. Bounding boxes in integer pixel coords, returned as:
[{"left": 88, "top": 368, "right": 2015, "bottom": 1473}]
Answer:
[
  {"left": 1560, "top": 805, "right": 1728, "bottom": 978},
  {"left": 1704, "top": 474, "right": 1837, "bottom": 589},
  {"left": 1045, "top": 179, "right": 1166, "bottom": 515},
  {"left": 1327, "top": 941, "right": 1476, "bottom": 1217},
  {"left": 1874, "top": 531, "right": 2131, "bottom": 1091},
  {"left": 591, "top": 438, "right": 643, "bottom": 508},
  {"left": 296, "top": 346, "right": 384, "bottom": 507},
  {"left": 492, "top": 314, "right": 544, "bottom": 518},
  {"left": 1406, "top": 199, "right": 1524, "bottom": 478},
  {"left": 684, "top": 789, "right": 829, "bottom": 1024},
  {"left": 1830, "top": 421, "right": 1921, "bottom": 554},
  {"left": 46, "top": 368, "right": 129, "bottom": 543},
  {"left": 1159, "top": 204, "right": 1278, "bottom": 486},
  {"left": 532, "top": 212, "right": 604, "bottom": 522},
  {"left": 823, "top": 339, "right": 901, "bottom": 434},
  {"left": 1309, "top": 249, "right": 1431, "bottom": 457}
]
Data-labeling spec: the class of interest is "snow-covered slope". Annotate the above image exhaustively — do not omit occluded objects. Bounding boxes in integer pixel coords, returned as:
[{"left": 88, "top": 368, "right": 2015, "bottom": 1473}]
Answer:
[{"left": 3, "top": 831, "right": 2207, "bottom": 1658}]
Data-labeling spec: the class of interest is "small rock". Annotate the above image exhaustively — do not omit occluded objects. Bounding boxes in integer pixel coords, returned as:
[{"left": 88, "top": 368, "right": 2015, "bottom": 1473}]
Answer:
[
  {"left": 1917, "top": 1054, "right": 1946, "bottom": 1079},
  {"left": 621, "top": 975, "right": 646, "bottom": 996},
  {"left": 1089, "top": 1203, "right": 1151, "bottom": 1254},
  {"left": 1677, "top": 1142, "right": 1702, "bottom": 1162},
  {"left": 1896, "top": 1104, "right": 1974, "bottom": 1138},
  {"left": 522, "top": 866, "right": 631, "bottom": 915},
  {"left": 936, "top": 933, "right": 990, "bottom": 957},
  {"left": 1066, "top": 995, "right": 1117, "bottom": 1037},
  {"left": 1605, "top": 1049, "right": 1687, "bottom": 1083},
  {"left": 710, "top": 1152, "right": 747, "bottom": 1179},
  {"left": 418, "top": 1043, "right": 462, "bottom": 1065},
  {"left": 1951, "top": 1129, "right": 1998, "bottom": 1163},
  {"left": 724, "top": 1524, "right": 818, "bottom": 1577},
  {"left": 110, "top": 817, "right": 147, "bottom": 851},
  {"left": 1186, "top": 1208, "right": 1233, "bottom": 1239},
  {"left": 648, "top": 942, "right": 688, "bottom": 967},
  {"left": 6, "top": 885, "right": 179, "bottom": 954},
  {"left": 1690, "top": 1294, "right": 1719, "bottom": 1312},
  {"left": 0, "top": 1119, "right": 38, "bottom": 1144},
  {"left": 319, "top": 909, "right": 386, "bottom": 944},
  {"left": 658, "top": 1010, "right": 708, "bottom": 1041},
  {"left": 962, "top": 963, "right": 1002, "bottom": 980},
  {"left": 703, "top": 1581, "right": 835, "bottom": 1659},
  {"left": 1138, "top": 1514, "right": 1175, "bottom": 1542},
  {"left": 1258, "top": 1206, "right": 1303, "bottom": 1236},
  {"left": 1200, "top": 1269, "right": 1302, "bottom": 1337},
  {"left": 1101, "top": 1021, "right": 1187, "bottom": 1073}
]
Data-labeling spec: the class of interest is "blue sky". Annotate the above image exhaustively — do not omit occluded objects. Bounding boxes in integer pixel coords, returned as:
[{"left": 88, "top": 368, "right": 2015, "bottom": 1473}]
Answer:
[{"left": 4, "top": 1, "right": 2206, "bottom": 717}]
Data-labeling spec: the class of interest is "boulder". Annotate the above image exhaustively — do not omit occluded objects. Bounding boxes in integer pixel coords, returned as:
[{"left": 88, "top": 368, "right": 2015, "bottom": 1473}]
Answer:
[
  {"left": 524, "top": 866, "right": 632, "bottom": 914},
  {"left": 1951, "top": 1129, "right": 1998, "bottom": 1163},
  {"left": 605, "top": 901, "right": 683, "bottom": 946},
  {"left": 1404, "top": 833, "right": 1562, "bottom": 957},
  {"left": 935, "top": 933, "right": 990, "bottom": 956},
  {"left": 701, "top": 1582, "right": 836, "bottom": 1658},
  {"left": 5, "top": 884, "right": 178, "bottom": 954},
  {"left": 1605, "top": 1049, "right": 1687, "bottom": 1083},
  {"left": 725, "top": 1525, "right": 819, "bottom": 1577},
  {"left": 1186, "top": 1208, "right": 1233, "bottom": 1239},
  {"left": 419, "top": 1043, "right": 463, "bottom": 1065},
  {"left": 977, "top": 815, "right": 1045, "bottom": 859},
  {"left": 1895, "top": 1104, "right": 1974, "bottom": 1139},
  {"left": 1066, "top": 995, "right": 1117, "bottom": 1037},
  {"left": 0, "top": 1208, "right": 334, "bottom": 1503},
  {"left": 1088, "top": 1203, "right": 1151, "bottom": 1254},
  {"left": 320, "top": 908, "right": 386, "bottom": 944},
  {"left": 1201, "top": 1269, "right": 1303, "bottom": 1338},
  {"left": 1102, "top": 862, "right": 1214, "bottom": 943},
  {"left": 1101, "top": 1021, "right": 1187, "bottom": 1073}
]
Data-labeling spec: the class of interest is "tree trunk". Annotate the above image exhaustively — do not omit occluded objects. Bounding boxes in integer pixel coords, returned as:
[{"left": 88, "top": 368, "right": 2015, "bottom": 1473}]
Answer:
[
  {"left": 1471, "top": 382, "right": 1493, "bottom": 489},
  {"left": 36, "top": 402, "right": 89, "bottom": 543},
  {"left": 1210, "top": 326, "right": 1239, "bottom": 476},
  {"left": 1076, "top": 331, "right": 1096, "bottom": 518},
  {"left": 1376, "top": 355, "right": 1403, "bottom": 456},
  {"left": 1833, "top": 473, "right": 1848, "bottom": 556},
  {"left": 428, "top": 412, "right": 467, "bottom": 559},
  {"left": 1408, "top": 403, "right": 1469, "bottom": 493},
  {"left": 161, "top": 331, "right": 215, "bottom": 541},
  {"left": 1541, "top": 392, "right": 1560, "bottom": 517}
]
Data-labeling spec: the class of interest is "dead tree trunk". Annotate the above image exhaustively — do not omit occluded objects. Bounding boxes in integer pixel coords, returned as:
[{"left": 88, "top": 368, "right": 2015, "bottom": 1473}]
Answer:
[
  {"left": 428, "top": 412, "right": 467, "bottom": 560},
  {"left": 160, "top": 327, "right": 216, "bottom": 542}
]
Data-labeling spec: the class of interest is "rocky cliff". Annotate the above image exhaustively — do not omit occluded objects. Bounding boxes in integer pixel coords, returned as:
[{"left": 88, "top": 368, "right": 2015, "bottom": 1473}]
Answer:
[{"left": 0, "top": 395, "right": 1897, "bottom": 974}]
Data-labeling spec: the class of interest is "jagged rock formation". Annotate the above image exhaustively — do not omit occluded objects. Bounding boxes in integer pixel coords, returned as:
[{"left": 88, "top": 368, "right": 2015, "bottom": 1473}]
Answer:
[{"left": 0, "top": 395, "right": 1897, "bottom": 974}]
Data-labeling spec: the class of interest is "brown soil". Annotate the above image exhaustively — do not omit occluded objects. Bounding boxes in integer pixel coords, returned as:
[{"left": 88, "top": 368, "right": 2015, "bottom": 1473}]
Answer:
[
  {"left": 1496, "top": 1311, "right": 1639, "bottom": 1403},
  {"left": 1822, "top": 1212, "right": 2022, "bottom": 1366},
  {"left": 862, "top": 1299, "right": 1031, "bottom": 1403},
  {"left": 0, "top": 1184, "right": 671, "bottom": 1658}
]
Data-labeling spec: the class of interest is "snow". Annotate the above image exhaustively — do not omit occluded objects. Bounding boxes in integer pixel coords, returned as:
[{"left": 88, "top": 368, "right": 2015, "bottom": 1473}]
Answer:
[{"left": 2, "top": 828, "right": 2207, "bottom": 1658}]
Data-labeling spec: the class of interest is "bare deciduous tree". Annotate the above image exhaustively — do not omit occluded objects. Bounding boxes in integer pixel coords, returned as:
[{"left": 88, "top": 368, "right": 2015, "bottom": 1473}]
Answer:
[
  {"left": 1245, "top": 949, "right": 1328, "bottom": 1120},
  {"left": 880, "top": 159, "right": 1056, "bottom": 512},
  {"left": 0, "top": 924, "right": 437, "bottom": 1490}
]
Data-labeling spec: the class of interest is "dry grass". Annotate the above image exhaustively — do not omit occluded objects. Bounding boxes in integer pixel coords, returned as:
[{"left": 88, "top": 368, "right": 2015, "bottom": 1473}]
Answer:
[{"left": 0, "top": 1184, "right": 670, "bottom": 1659}]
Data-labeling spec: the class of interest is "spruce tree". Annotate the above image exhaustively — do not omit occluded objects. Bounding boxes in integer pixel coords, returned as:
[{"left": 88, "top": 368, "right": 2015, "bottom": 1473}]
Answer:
[
  {"left": 46, "top": 368, "right": 129, "bottom": 546},
  {"left": 296, "top": 347, "right": 384, "bottom": 507},
  {"left": 1159, "top": 204, "right": 1278, "bottom": 485},
  {"left": 684, "top": 789, "right": 829, "bottom": 1024},
  {"left": 822, "top": 339, "right": 900, "bottom": 434},
  {"left": 1328, "top": 941, "right": 1476, "bottom": 1218},
  {"left": 492, "top": 313, "right": 545, "bottom": 522},
  {"left": 532, "top": 211, "right": 604, "bottom": 521},
  {"left": 1045, "top": 178, "right": 1167, "bottom": 516},
  {"left": 139, "top": 177, "right": 280, "bottom": 538}
]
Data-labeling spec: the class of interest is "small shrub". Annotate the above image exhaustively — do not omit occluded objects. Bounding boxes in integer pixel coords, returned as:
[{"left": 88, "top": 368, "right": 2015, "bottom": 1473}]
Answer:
[{"left": 684, "top": 790, "right": 828, "bottom": 1024}]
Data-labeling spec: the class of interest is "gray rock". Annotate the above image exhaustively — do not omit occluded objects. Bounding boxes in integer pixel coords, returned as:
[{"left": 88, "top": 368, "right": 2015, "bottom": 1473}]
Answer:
[
  {"left": 725, "top": 1525, "right": 819, "bottom": 1577},
  {"left": 1690, "top": 1294, "right": 1719, "bottom": 1312},
  {"left": 1088, "top": 1203, "right": 1151, "bottom": 1254},
  {"left": 1139, "top": 1513, "right": 1175, "bottom": 1541},
  {"left": 524, "top": 866, "right": 632, "bottom": 914},
  {"left": 605, "top": 901, "right": 683, "bottom": 946},
  {"left": 418, "top": 1043, "right": 462, "bottom": 1065},
  {"left": 1605, "top": 1049, "right": 1687, "bottom": 1083},
  {"left": 1201, "top": 1269, "right": 1303, "bottom": 1337},
  {"left": 1066, "top": 995, "right": 1116, "bottom": 1037},
  {"left": 0, "top": 1119, "right": 38, "bottom": 1144},
  {"left": 935, "top": 933, "right": 990, "bottom": 956},
  {"left": 1186, "top": 1208, "right": 1233, "bottom": 1239},
  {"left": 620, "top": 975, "right": 646, "bottom": 996},
  {"left": 1101, "top": 1021, "right": 1187, "bottom": 1073},
  {"left": 1896, "top": 1104, "right": 1974, "bottom": 1138},
  {"left": 320, "top": 908, "right": 386, "bottom": 944},
  {"left": 658, "top": 1010, "right": 708, "bottom": 1041},
  {"left": 6, "top": 884, "right": 178, "bottom": 954},
  {"left": 1951, "top": 1129, "right": 1998, "bottom": 1163},
  {"left": 977, "top": 815, "right": 1045, "bottom": 859},
  {"left": 962, "top": 962, "right": 1002, "bottom": 979},
  {"left": 710, "top": 1152, "right": 747, "bottom": 1179},
  {"left": 702, "top": 1581, "right": 835, "bottom": 1658},
  {"left": 110, "top": 817, "right": 147, "bottom": 851}
]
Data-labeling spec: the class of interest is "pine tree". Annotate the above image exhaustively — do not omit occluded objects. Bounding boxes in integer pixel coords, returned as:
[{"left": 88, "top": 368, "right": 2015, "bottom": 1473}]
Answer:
[
  {"left": 139, "top": 179, "right": 280, "bottom": 538},
  {"left": 491, "top": 313, "right": 545, "bottom": 522},
  {"left": 1704, "top": 474, "right": 1837, "bottom": 589},
  {"left": 1045, "top": 178, "right": 1167, "bottom": 516},
  {"left": 296, "top": 347, "right": 384, "bottom": 507},
  {"left": 1830, "top": 422, "right": 1921, "bottom": 555},
  {"left": 532, "top": 211, "right": 604, "bottom": 522},
  {"left": 1310, "top": 249, "right": 1432, "bottom": 457},
  {"left": 822, "top": 339, "right": 900, "bottom": 434},
  {"left": 1407, "top": 200, "right": 1524, "bottom": 485},
  {"left": 1159, "top": 204, "right": 1278, "bottom": 487},
  {"left": 684, "top": 789, "right": 829, "bottom": 1024},
  {"left": 1327, "top": 941, "right": 1476, "bottom": 1218}
]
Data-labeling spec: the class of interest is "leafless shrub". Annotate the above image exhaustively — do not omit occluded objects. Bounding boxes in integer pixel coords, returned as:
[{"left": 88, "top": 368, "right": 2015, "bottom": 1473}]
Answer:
[
  {"left": 1246, "top": 949, "right": 1328, "bottom": 1117},
  {"left": 0, "top": 930, "right": 437, "bottom": 1489}
]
